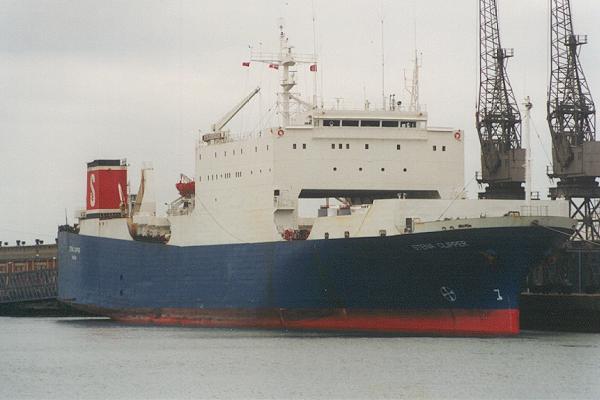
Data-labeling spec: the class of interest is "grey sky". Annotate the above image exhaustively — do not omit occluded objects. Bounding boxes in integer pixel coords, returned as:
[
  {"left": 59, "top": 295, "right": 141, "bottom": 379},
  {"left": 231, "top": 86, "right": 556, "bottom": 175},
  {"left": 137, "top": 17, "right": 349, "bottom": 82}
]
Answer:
[{"left": 1, "top": 0, "right": 599, "bottom": 244}]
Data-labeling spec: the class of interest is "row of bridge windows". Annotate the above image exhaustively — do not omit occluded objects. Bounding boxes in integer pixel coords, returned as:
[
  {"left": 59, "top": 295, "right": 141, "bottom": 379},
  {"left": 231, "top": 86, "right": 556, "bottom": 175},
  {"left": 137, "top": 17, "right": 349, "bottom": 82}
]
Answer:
[{"left": 322, "top": 119, "right": 418, "bottom": 128}]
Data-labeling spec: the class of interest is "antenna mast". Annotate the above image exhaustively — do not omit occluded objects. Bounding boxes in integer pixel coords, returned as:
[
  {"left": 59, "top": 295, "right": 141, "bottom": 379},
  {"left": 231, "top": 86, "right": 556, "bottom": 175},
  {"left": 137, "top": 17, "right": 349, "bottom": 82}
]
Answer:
[
  {"left": 381, "top": 2, "right": 386, "bottom": 111},
  {"left": 476, "top": 0, "right": 525, "bottom": 199},
  {"left": 405, "top": 50, "right": 421, "bottom": 112},
  {"left": 250, "top": 24, "right": 316, "bottom": 127},
  {"left": 312, "top": 1, "right": 318, "bottom": 110}
]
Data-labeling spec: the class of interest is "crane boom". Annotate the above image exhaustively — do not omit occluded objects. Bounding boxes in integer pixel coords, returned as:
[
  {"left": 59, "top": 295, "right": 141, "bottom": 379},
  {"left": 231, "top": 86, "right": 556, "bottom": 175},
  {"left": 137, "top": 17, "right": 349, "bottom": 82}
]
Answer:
[
  {"left": 476, "top": 0, "right": 525, "bottom": 199},
  {"left": 211, "top": 87, "right": 261, "bottom": 133}
]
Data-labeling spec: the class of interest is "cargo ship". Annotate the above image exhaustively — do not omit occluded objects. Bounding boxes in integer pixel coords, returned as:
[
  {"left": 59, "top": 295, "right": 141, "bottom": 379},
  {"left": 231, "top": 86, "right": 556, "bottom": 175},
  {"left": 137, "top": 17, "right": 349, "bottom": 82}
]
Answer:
[{"left": 58, "top": 27, "right": 576, "bottom": 335}]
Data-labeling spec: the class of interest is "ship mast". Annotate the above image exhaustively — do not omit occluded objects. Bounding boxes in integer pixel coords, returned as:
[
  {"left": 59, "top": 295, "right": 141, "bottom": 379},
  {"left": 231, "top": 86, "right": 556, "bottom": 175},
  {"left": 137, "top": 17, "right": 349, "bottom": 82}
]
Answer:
[
  {"left": 405, "top": 50, "right": 421, "bottom": 112},
  {"left": 251, "top": 25, "right": 316, "bottom": 127}
]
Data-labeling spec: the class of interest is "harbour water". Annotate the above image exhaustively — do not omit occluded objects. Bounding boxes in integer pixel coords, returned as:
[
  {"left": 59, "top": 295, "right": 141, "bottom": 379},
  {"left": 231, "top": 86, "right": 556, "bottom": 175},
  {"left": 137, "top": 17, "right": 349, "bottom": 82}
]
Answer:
[{"left": 1, "top": 317, "right": 599, "bottom": 399}]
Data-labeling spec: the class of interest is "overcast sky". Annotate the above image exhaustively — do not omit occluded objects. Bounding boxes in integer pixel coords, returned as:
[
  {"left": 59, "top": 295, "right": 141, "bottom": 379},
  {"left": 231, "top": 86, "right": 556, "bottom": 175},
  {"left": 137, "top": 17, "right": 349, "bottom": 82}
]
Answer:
[{"left": 1, "top": 0, "right": 599, "bottom": 244}]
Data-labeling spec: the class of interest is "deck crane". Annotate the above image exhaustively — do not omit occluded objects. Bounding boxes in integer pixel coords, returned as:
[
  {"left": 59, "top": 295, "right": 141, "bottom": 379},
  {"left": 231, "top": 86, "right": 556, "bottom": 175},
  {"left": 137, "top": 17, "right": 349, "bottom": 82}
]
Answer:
[
  {"left": 476, "top": 0, "right": 525, "bottom": 199},
  {"left": 547, "top": 0, "right": 600, "bottom": 241},
  {"left": 202, "top": 87, "right": 261, "bottom": 143}
]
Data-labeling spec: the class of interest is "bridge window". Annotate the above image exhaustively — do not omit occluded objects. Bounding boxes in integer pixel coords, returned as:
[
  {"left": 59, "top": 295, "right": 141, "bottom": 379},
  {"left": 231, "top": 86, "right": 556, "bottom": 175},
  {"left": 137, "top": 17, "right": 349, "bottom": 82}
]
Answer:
[
  {"left": 365, "top": 144, "right": 369, "bottom": 150},
  {"left": 382, "top": 120, "right": 399, "bottom": 128},
  {"left": 400, "top": 121, "right": 417, "bottom": 128},
  {"left": 293, "top": 144, "right": 297, "bottom": 149},
  {"left": 442, "top": 146, "right": 446, "bottom": 152},
  {"left": 303, "top": 143, "right": 307, "bottom": 149},
  {"left": 433, "top": 145, "right": 437, "bottom": 151},
  {"left": 323, "top": 119, "right": 340, "bottom": 127},
  {"left": 342, "top": 120, "right": 359, "bottom": 127},
  {"left": 346, "top": 144, "right": 350, "bottom": 149},
  {"left": 361, "top": 120, "right": 380, "bottom": 127},
  {"left": 338, "top": 143, "right": 343, "bottom": 149},
  {"left": 397, "top": 144, "right": 401, "bottom": 150},
  {"left": 331, "top": 143, "right": 335, "bottom": 149}
]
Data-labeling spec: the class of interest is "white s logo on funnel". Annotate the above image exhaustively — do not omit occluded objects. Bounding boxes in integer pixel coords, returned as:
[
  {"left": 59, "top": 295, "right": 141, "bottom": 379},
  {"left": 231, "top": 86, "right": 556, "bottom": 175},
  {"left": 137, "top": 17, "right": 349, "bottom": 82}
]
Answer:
[{"left": 89, "top": 173, "right": 96, "bottom": 207}]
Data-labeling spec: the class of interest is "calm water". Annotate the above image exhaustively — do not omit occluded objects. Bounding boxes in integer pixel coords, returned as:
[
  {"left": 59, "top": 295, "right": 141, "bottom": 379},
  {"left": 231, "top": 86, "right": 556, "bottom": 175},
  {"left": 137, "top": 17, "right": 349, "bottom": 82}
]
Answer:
[{"left": 1, "top": 317, "right": 599, "bottom": 400}]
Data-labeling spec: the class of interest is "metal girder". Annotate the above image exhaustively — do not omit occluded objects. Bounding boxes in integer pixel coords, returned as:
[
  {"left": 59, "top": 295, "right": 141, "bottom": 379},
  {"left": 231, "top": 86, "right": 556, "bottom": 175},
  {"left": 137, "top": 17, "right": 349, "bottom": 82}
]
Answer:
[{"left": 569, "top": 198, "right": 600, "bottom": 242}]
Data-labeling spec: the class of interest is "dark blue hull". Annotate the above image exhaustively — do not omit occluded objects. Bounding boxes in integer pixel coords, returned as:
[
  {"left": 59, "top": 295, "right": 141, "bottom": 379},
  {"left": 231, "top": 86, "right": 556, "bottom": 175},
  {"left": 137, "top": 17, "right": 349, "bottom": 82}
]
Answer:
[{"left": 58, "top": 225, "right": 571, "bottom": 335}]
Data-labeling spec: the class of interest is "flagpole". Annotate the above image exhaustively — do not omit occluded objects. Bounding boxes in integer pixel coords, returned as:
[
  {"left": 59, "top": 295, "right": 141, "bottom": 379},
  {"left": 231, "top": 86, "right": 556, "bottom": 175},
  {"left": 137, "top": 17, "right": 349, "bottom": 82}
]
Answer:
[{"left": 312, "top": 0, "right": 318, "bottom": 110}]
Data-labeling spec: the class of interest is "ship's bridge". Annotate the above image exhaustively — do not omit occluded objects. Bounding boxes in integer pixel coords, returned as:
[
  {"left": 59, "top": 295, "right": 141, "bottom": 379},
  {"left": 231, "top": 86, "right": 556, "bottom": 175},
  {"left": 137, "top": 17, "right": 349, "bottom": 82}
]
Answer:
[{"left": 311, "top": 109, "right": 428, "bottom": 130}]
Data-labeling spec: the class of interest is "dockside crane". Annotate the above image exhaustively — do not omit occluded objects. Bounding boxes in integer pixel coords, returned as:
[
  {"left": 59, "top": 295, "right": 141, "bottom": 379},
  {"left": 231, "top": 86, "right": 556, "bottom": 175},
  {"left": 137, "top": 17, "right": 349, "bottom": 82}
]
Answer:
[
  {"left": 476, "top": 0, "right": 525, "bottom": 199},
  {"left": 547, "top": 0, "right": 600, "bottom": 241}
]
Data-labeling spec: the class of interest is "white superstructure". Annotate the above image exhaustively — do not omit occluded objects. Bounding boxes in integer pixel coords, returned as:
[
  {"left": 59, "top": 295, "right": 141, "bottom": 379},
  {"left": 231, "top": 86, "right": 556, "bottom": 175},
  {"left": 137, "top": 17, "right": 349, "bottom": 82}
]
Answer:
[{"left": 78, "top": 26, "right": 571, "bottom": 245}]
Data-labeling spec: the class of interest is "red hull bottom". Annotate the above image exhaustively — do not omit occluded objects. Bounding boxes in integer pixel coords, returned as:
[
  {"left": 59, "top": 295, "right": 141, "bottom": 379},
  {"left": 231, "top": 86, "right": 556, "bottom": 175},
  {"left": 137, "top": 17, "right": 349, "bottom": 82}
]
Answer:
[{"left": 102, "top": 308, "right": 520, "bottom": 336}]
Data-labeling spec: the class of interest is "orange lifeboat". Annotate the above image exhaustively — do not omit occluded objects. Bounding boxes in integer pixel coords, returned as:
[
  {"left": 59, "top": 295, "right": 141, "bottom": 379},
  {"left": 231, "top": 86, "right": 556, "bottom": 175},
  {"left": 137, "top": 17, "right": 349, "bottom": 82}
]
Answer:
[{"left": 176, "top": 174, "right": 195, "bottom": 197}]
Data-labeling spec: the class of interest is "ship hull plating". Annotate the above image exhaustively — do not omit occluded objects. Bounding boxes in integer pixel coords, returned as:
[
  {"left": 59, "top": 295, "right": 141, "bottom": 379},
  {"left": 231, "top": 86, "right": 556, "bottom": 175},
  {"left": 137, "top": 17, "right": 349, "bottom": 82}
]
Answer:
[{"left": 58, "top": 226, "right": 569, "bottom": 335}]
